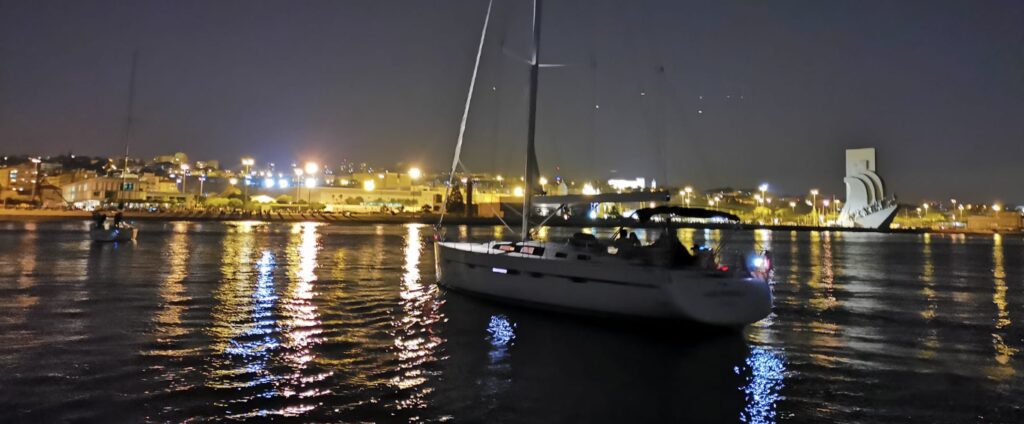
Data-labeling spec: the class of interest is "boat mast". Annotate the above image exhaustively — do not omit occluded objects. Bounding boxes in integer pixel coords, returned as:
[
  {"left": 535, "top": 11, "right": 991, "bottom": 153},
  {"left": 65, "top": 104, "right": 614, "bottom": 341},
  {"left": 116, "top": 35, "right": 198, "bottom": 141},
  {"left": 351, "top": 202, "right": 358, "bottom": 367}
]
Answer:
[
  {"left": 522, "top": 0, "right": 542, "bottom": 241},
  {"left": 119, "top": 50, "right": 139, "bottom": 202}
]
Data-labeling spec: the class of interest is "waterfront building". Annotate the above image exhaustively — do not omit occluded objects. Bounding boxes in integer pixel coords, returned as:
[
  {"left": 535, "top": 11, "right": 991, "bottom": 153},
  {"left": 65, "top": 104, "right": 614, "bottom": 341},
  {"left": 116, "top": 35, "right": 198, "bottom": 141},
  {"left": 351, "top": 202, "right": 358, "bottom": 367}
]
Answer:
[
  {"left": 966, "top": 211, "right": 1022, "bottom": 233},
  {"left": 293, "top": 185, "right": 445, "bottom": 212},
  {"left": 61, "top": 173, "right": 185, "bottom": 209}
]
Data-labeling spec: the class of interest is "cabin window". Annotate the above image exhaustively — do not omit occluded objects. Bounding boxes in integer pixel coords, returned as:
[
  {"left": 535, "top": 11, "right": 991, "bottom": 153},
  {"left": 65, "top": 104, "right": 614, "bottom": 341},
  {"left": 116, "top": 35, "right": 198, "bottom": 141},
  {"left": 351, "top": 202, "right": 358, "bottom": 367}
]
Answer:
[
  {"left": 577, "top": 254, "right": 591, "bottom": 261},
  {"left": 555, "top": 252, "right": 567, "bottom": 258}
]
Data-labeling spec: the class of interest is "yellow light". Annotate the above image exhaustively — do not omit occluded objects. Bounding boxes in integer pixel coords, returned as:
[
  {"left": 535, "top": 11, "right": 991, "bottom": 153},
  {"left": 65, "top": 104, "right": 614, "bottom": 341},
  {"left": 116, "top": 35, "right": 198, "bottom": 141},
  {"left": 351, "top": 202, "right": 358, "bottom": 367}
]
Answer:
[
  {"left": 363, "top": 179, "right": 376, "bottom": 192},
  {"left": 180, "top": 163, "right": 190, "bottom": 171},
  {"left": 304, "top": 177, "right": 316, "bottom": 188},
  {"left": 241, "top": 157, "right": 254, "bottom": 166},
  {"left": 408, "top": 167, "right": 422, "bottom": 180},
  {"left": 539, "top": 176, "right": 548, "bottom": 185},
  {"left": 582, "top": 183, "right": 598, "bottom": 195},
  {"left": 513, "top": 186, "right": 524, "bottom": 197},
  {"left": 229, "top": 178, "right": 238, "bottom": 185},
  {"left": 495, "top": 175, "right": 503, "bottom": 182},
  {"left": 684, "top": 186, "right": 693, "bottom": 194},
  {"left": 304, "top": 162, "right": 319, "bottom": 174},
  {"left": 993, "top": 204, "right": 1002, "bottom": 212},
  {"left": 810, "top": 189, "right": 819, "bottom": 196}
]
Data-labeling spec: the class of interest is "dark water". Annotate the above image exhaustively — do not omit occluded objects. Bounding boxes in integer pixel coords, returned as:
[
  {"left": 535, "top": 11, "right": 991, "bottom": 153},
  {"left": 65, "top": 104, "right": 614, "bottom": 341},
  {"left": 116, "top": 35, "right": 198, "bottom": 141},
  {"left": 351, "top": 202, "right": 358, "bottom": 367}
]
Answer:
[{"left": 0, "top": 221, "right": 1021, "bottom": 423}]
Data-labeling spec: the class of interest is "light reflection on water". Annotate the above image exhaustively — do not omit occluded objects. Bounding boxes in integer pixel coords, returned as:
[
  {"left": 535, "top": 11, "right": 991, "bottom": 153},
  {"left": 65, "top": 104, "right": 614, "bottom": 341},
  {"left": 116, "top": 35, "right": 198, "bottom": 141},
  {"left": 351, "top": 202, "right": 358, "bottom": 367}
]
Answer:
[{"left": 0, "top": 221, "right": 1021, "bottom": 422}]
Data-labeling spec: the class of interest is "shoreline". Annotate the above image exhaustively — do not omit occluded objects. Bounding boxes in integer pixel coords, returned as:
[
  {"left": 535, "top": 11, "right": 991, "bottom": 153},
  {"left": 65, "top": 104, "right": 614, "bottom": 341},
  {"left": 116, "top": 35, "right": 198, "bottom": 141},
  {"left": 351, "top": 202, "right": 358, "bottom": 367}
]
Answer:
[{"left": 0, "top": 208, "right": 966, "bottom": 235}]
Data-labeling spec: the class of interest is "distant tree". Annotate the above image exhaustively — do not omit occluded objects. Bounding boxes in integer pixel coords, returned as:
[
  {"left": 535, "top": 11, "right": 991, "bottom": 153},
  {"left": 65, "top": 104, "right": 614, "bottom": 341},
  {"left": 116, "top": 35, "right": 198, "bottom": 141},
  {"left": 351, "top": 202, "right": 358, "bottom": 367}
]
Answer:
[
  {"left": 206, "top": 197, "right": 229, "bottom": 208},
  {"left": 275, "top": 194, "right": 293, "bottom": 204},
  {"left": 447, "top": 185, "right": 465, "bottom": 214},
  {"left": 309, "top": 202, "right": 326, "bottom": 210},
  {"left": 227, "top": 198, "right": 243, "bottom": 209}
]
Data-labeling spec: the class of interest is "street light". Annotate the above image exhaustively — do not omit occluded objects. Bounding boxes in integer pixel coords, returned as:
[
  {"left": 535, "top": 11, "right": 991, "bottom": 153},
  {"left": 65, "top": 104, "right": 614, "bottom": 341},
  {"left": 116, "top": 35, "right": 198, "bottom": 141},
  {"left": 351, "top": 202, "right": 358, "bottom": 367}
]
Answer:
[
  {"left": 409, "top": 167, "right": 422, "bottom": 180},
  {"left": 294, "top": 168, "right": 304, "bottom": 200},
  {"left": 304, "top": 161, "right": 319, "bottom": 175},
  {"left": 180, "top": 164, "right": 190, "bottom": 198},
  {"left": 363, "top": 179, "right": 376, "bottom": 192},
  {"left": 29, "top": 157, "right": 41, "bottom": 206},
  {"left": 758, "top": 183, "right": 768, "bottom": 203},
  {"left": 810, "top": 189, "right": 819, "bottom": 221},
  {"left": 683, "top": 186, "right": 693, "bottom": 207},
  {"left": 241, "top": 157, "right": 254, "bottom": 203}
]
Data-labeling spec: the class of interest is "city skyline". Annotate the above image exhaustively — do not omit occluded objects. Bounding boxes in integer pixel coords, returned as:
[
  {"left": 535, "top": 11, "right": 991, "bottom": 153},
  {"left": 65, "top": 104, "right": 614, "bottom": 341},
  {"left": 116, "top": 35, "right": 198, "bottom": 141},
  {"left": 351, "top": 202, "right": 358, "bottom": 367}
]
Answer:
[{"left": 2, "top": 0, "right": 1022, "bottom": 203}]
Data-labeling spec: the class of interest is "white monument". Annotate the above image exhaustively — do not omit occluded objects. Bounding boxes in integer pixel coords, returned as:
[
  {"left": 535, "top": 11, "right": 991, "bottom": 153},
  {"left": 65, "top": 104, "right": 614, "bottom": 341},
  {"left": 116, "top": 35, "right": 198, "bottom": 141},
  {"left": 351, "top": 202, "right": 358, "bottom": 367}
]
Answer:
[{"left": 837, "top": 148, "right": 899, "bottom": 229}]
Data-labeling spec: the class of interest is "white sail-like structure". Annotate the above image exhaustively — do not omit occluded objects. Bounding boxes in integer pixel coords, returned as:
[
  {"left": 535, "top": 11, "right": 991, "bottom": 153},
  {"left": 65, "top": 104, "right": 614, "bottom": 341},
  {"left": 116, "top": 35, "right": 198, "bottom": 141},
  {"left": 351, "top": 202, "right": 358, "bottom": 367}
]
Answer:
[{"left": 837, "top": 148, "right": 898, "bottom": 229}]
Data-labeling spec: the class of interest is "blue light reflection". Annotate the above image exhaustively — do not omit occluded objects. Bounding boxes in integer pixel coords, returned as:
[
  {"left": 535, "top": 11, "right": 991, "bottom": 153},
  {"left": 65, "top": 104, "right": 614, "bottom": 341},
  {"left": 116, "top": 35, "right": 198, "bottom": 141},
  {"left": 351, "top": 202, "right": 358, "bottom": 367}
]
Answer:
[
  {"left": 486, "top": 315, "right": 515, "bottom": 347},
  {"left": 737, "top": 347, "right": 786, "bottom": 424}
]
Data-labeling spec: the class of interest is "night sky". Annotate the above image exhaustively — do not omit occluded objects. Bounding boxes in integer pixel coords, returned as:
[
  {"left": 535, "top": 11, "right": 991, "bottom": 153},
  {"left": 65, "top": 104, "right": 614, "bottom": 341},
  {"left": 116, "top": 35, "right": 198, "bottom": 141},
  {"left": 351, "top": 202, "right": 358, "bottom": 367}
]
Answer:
[{"left": 1, "top": 0, "right": 1022, "bottom": 203}]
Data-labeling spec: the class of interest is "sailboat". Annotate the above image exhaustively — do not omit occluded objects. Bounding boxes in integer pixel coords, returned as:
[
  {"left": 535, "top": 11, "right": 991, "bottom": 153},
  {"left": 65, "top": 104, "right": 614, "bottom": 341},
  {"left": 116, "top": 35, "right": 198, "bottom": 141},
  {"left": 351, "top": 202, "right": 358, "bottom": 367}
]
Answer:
[
  {"left": 434, "top": 0, "right": 773, "bottom": 328},
  {"left": 91, "top": 51, "right": 139, "bottom": 243}
]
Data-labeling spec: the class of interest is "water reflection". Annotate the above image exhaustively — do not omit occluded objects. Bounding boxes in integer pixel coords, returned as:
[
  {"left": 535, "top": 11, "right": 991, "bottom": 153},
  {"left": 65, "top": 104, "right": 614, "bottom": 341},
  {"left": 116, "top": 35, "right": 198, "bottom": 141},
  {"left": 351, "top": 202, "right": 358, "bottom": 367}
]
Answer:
[
  {"left": 392, "top": 223, "right": 444, "bottom": 411},
  {"left": 989, "top": 234, "right": 1017, "bottom": 379},
  {"left": 154, "top": 223, "right": 190, "bottom": 338},
  {"left": 738, "top": 347, "right": 786, "bottom": 424},
  {"left": 276, "top": 222, "right": 326, "bottom": 408},
  {"left": 917, "top": 233, "right": 939, "bottom": 359}
]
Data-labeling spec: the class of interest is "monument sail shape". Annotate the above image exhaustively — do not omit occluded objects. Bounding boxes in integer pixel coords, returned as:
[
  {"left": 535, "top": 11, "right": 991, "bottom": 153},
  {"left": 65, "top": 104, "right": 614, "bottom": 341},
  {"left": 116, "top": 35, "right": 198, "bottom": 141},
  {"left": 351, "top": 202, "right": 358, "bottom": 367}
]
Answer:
[{"left": 837, "top": 148, "right": 899, "bottom": 229}]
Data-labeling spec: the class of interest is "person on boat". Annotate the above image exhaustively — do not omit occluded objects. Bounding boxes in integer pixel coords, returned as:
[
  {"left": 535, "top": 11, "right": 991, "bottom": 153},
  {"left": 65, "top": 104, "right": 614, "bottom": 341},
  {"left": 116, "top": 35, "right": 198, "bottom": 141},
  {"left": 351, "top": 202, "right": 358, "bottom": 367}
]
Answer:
[
  {"left": 612, "top": 229, "right": 640, "bottom": 255},
  {"left": 92, "top": 211, "right": 106, "bottom": 229},
  {"left": 648, "top": 228, "right": 694, "bottom": 267},
  {"left": 628, "top": 232, "right": 641, "bottom": 247}
]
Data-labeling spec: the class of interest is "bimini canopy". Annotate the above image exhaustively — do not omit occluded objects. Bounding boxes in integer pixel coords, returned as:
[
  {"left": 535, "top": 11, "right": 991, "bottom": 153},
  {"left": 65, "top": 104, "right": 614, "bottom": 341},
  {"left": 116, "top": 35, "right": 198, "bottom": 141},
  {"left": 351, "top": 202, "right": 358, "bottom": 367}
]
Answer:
[{"left": 634, "top": 206, "right": 741, "bottom": 223}]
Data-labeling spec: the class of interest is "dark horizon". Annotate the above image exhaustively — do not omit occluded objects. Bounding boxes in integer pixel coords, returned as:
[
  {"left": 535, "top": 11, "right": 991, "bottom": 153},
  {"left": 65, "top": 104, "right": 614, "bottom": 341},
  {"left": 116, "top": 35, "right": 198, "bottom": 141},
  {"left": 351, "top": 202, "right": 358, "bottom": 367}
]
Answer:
[{"left": 1, "top": 0, "right": 1022, "bottom": 204}]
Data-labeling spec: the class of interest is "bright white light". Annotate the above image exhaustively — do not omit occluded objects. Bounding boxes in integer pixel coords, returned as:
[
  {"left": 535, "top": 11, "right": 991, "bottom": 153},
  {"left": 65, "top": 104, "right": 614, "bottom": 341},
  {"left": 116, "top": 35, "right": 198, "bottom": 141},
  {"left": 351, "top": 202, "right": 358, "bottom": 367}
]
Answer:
[
  {"left": 229, "top": 178, "right": 238, "bottom": 185},
  {"left": 294, "top": 168, "right": 304, "bottom": 177},
  {"left": 278, "top": 179, "right": 289, "bottom": 189},
  {"left": 588, "top": 209, "right": 598, "bottom": 219},
  {"left": 491, "top": 267, "right": 508, "bottom": 274},
  {"left": 513, "top": 186, "right": 524, "bottom": 197},
  {"left": 304, "top": 162, "right": 319, "bottom": 174},
  {"left": 759, "top": 183, "right": 769, "bottom": 192},
  {"left": 263, "top": 177, "right": 275, "bottom": 188},
  {"left": 409, "top": 167, "right": 422, "bottom": 180},
  {"left": 753, "top": 257, "right": 765, "bottom": 268},
  {"left": 582, "top": 183, "right": 598, "bottom": 195},
  {"left": 304, "top": 177, "right": 316, "bottom": 188},
  {"left": 539, "top": 176, "right": 548, "bottom": 185},
  {"left": 363, "top": 179, "right": 375, "bottom": 192},
  {"left": 608, "top": 178, "right": 644, "bottom": 190}
]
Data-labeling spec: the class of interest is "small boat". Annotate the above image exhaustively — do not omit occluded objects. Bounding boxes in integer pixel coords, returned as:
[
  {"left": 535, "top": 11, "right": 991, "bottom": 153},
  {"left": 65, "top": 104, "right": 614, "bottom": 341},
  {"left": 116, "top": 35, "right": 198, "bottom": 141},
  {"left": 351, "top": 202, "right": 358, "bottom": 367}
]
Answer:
[
  {"left": 434, "top": 0, "right": 773, "bottom": 328},
  {"left": 90, "top": 223, "right": 138, "bottom": 242}
]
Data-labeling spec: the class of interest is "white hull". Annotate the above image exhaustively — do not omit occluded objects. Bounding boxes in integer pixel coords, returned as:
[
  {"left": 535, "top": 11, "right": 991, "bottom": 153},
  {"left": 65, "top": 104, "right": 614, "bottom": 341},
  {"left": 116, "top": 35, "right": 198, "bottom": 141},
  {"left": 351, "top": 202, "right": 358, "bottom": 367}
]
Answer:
[
  {"left": 435, "top": 242, "right": 772, "bottom": 328},
  {"left": 90, "top": 225, "right": 138, "bottom": 242}
]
